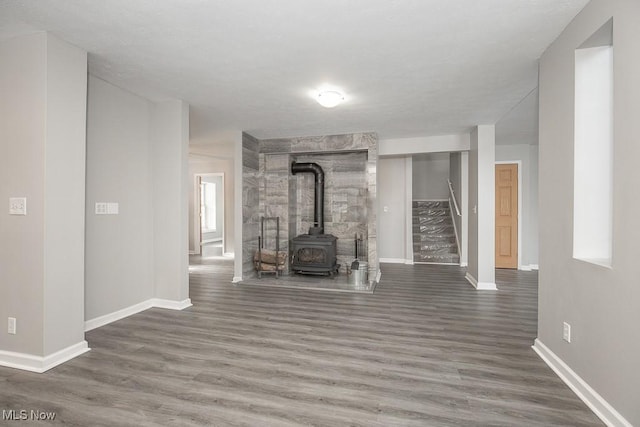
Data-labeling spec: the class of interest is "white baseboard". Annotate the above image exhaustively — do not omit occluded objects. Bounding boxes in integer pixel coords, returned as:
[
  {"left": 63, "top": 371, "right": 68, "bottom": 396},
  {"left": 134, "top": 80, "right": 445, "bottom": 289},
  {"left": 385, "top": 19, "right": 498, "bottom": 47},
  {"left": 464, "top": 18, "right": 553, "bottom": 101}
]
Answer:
[
  {"left": 85, "top": 300, "right": 154, "bottom": 332},
  {"left": 189, "top": 250, "right": 197, "bottom": 255},
  {"left": 530, "top": 264, "right": 539, "bottom": 270},
  {"left": 201, "top": 238, "right": 222, "bottom": 244},
  {"left": 85, "top": 298, "right": 192, "bottom": 332},
  {"left": 465, "top": 272, "right": 497, "bottom": 290},
  {"left": 460, "top": 262, "right": 468, "bottom": 267},
  {"left": 223, "top": 252, "right": 234, "bottom": 258},
  {"left": 232, "top": 276, "right": 242, "bottom": 283},
  {"left": 0, "top": 340, "right": 90, "bottom": 373},
  {"left": 150, "top": 298, "right": 192, "bottom": 310},
  {"left": 415, "top": 261, "right": 460, "bottom": 266},
  {"left": 379, "top": 258, "right": 406, "bottom": 264},
  {"left": 404, "top": 260, "right": 414, "bottom": 265},
  {"left": 519, "top": 264, "right": 539, "bottom": 271},
  {"left": 532, "top": 339, "right": 631, "bottom": 427},
  {"left": 375, "top": 269, "right": 382, "bottom": 283},
  {"left": 477, "top": 282, "right": 497, "bottom": 290},
  {"left": 465, "top": 272, "right": 477, "bottom": 287}
]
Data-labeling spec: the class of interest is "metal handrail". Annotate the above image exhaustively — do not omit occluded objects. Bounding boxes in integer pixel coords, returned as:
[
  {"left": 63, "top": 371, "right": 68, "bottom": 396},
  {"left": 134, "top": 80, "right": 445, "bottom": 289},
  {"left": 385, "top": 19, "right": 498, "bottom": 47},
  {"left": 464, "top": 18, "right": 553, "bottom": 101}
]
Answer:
[{"left": 447, "top": 179, "right": 462, "bottom": 217}]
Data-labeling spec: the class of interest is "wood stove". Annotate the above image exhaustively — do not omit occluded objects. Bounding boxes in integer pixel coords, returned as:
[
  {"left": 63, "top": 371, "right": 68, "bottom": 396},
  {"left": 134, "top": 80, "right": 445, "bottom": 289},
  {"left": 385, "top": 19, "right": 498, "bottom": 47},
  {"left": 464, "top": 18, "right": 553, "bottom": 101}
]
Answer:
[
  {"left": 291, "top": 234, "right": 338, "bottom": 276},
  {"left": 290, "top": 161, "right": 339, "bottom": 276}
]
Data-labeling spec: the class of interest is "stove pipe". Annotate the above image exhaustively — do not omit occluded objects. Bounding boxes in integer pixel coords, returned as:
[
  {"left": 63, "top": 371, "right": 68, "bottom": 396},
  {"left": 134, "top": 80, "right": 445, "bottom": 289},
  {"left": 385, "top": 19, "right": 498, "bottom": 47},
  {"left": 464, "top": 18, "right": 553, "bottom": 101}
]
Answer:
[{"left": 291, "top": 161, "right": 325, "bottom": 235}]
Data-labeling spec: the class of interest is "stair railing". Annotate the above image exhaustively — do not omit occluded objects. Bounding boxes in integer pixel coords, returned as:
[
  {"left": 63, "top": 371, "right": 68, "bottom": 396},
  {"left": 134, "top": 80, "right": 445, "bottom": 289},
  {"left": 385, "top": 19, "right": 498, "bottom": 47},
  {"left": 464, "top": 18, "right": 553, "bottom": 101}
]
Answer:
[
  {"left": 447, "top": 180, "right": 461, "bottom": 217},
  {"left": 447, "top": 179, "right": 462, "bottom": 263}
]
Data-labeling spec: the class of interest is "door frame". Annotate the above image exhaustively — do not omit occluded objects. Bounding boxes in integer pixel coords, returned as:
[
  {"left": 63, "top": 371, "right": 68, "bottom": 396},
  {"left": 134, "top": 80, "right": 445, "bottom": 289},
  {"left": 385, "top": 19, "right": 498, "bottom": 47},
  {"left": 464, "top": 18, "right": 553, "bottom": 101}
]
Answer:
[
  {"left": 194, "top": 172, "right": 225, "bottom": 256},
  {"left": 495, "top": 161, "right": 522, "bottom": 270}
]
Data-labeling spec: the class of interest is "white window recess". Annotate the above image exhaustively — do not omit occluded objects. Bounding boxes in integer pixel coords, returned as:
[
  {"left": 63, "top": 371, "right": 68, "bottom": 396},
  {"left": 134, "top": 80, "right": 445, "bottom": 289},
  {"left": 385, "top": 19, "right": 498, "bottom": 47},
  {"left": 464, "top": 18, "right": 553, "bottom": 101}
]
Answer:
[{"left": 573, "top": 18, "right": 614, "bottom": 267}]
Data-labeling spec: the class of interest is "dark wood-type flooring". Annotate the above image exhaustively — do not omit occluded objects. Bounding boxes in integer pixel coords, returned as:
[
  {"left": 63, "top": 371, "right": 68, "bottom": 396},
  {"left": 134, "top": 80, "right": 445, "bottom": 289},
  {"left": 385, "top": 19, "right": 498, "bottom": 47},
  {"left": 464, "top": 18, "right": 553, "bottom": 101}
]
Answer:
[{"left": 0, "top": 257, "right": 603, "bottom": 426}]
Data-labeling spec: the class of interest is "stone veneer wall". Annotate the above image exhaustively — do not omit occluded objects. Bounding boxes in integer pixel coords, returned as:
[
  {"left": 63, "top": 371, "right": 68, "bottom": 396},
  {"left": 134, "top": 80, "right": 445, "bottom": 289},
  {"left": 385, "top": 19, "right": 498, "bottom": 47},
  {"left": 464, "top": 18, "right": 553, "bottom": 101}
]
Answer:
[
  {"left": 242, "top": 132, "right": 378, "bottom": 281},
  {"left": 241, "top": 132, "right": 260, "bottom": 278},
  {"left": 292, "top": 152, "right": 368, "bottom": 271}
]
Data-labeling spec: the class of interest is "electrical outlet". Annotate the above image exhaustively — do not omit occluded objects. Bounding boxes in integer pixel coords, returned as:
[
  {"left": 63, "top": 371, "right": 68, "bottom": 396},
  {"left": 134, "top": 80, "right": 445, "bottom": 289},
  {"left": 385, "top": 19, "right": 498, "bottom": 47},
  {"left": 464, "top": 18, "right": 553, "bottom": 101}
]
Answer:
[
  {"left": 8, "top": 317, "right": 16, "bottom": 335},
  {"left": 563, "top": 322, "right": 571, "bottom": 343}
]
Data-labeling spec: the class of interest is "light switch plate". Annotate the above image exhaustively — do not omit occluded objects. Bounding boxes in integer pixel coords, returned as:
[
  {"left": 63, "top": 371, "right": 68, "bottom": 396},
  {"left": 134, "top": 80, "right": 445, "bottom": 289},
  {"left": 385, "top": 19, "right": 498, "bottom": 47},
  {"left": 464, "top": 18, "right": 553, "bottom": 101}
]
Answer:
[
  {"left": 96, "top": 202, "right": 119, "bottom": 215},
  {"left": 107, "top": 202, "right": 119, "bottom": 215},
  {"left": 95, "top": 202, "right": 108, "bottom": 215},
  {"left": 9, "top": 198, "right": 27, "bottom": 215}
]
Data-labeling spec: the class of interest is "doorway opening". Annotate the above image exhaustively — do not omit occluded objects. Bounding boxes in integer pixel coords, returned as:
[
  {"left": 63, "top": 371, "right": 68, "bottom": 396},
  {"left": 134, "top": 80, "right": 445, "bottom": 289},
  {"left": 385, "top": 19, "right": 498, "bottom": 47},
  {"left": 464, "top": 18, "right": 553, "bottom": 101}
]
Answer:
[{"left": 194, "top": 173, "right": 224, "bottom": 257}]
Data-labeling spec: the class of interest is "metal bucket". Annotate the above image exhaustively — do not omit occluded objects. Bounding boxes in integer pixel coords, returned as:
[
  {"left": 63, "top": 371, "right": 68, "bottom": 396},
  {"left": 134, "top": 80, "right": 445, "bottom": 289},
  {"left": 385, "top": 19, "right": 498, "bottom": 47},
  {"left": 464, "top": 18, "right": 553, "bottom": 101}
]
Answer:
[{"left": 348, "top": 261, "right": 368, "bottom": 287}]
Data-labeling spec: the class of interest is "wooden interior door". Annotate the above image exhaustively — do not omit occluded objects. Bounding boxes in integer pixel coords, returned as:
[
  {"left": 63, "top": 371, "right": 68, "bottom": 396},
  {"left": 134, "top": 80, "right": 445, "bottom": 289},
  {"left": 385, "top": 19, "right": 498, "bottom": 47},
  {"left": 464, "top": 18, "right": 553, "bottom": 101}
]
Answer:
[{"left": 495, "top": 164, "right": 518, "bottom": 269}]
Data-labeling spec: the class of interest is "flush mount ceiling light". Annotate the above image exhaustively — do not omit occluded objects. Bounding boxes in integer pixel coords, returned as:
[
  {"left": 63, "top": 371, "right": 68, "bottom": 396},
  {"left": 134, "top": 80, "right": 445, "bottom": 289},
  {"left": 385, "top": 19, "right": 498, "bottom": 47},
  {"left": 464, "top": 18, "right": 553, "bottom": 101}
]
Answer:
[{"left": 316, "top": 90, "right": 345, "bottom": 108}]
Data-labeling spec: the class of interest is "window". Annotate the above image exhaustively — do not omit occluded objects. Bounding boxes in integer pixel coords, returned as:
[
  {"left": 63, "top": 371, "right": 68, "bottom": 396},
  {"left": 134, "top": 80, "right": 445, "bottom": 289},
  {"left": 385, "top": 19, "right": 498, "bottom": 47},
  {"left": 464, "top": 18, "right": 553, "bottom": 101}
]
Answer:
[
  {"left": 200, "top": 182, "right": 217, "bottom": 232},
  {"left": 573, "top": 19, "right": 613, "bottom": 267}
]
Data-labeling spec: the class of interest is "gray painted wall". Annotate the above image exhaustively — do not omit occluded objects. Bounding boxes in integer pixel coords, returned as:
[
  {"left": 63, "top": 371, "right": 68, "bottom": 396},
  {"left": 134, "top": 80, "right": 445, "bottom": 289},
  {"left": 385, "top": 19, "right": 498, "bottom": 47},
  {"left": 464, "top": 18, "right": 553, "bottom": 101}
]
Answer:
[
  {"left": 378, "top": 156, "right": 409, "bottom": 261},
  {"left": 86, "top": 78, "right": 190, "bottom": 321},
  {"left": 467, "top": 126, "right": 496, "bottom": 287},
  {"left": 0, "top": 33, "right": 87, "bottom": 357},
  {"left": 0, "top": 33, "right": 47, "bottom": 356},
  {"left": 42, "top": 34, "right": 88, "bottom": 355},
  {"left": 151, "top": 100, "right": 190, "bottom": 303},
  {"left": 538, "top": 0, "right": 639, "bottom": 423},
  {"left": 85, "top": 76, "right": 154, "bottom": 320},
  {"left": 412, "top": 153, "right": 450, "bottom": 200}
]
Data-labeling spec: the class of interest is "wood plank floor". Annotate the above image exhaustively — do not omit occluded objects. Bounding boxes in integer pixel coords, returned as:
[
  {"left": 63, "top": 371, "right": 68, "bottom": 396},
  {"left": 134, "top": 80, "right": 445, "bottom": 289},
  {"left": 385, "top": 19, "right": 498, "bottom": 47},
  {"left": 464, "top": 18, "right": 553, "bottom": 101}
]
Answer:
[{"left": 0, "top": 258, "right": 603, "bottom": 426}]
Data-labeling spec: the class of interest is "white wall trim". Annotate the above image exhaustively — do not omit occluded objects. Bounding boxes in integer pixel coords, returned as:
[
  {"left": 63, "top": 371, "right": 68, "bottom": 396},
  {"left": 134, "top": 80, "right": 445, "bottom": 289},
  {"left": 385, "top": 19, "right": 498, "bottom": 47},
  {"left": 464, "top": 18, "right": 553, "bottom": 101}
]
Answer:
[
  {"left": 379, "top": 134, "right": 470, "bottom": 156},
  {"left": 189, "top": 250, "right": 197, "bottom": 255},
  {"left": 0, "top": 341, "right": 90, "bottom": 373},
  {"left": 85, "top": 298, "right": 192, "bottom": 332},
  {"left": 232, "top": 276, "right": 242, "bottom": 283},
  {"left": 201, "top": 238, "right": 222, "bottom": 245},
  {"left": 532, "top": 339, "right": 631, "bottom": 427},
  {"left": 150, "top": 298, "right": 192, "bottom": 310},
  {"left": 465, "top": 272, "right": 498, "bottom": 290},
  {"left": 375, "top": 269, "right": 382, "bottom": 283},
  {"left": 465, "top": 272, "right": 477, "bottom": 287},
  {"left": 460, "top": 262, "right": 468, "bottom": 267},
  {"left": 85, "top": 300, "right": 154, "bottom": 331},
  {"left": 530, "top": 264, "right": 539, "bottom": 270},
  {"left": 379, "top": 257, "right": 407, "bottom": 264},
  {"left": 404, "top": 259, "right": 414, "bottom": 265},
  {"left": 223, "top": 252, "right": 234, "bottom": 258},
  {"left": 405, "top": 156, "right": 413, "bottom": 263}
]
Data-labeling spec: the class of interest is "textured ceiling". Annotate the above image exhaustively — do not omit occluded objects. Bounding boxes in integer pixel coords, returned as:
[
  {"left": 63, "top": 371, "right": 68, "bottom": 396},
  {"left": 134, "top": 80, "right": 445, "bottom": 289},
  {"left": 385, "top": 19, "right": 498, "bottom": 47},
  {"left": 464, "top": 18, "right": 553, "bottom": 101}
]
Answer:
[{"left": 0, "top": 0, "right": 588, "bottom": 145}]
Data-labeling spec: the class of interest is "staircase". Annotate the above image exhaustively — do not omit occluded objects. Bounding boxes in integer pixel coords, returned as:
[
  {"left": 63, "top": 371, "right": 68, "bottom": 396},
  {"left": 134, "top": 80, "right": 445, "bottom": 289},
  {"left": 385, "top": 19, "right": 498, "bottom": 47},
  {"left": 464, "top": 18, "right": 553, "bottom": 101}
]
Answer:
[{"left": 412, "top": 200, "right": 460, "bottom": 264}]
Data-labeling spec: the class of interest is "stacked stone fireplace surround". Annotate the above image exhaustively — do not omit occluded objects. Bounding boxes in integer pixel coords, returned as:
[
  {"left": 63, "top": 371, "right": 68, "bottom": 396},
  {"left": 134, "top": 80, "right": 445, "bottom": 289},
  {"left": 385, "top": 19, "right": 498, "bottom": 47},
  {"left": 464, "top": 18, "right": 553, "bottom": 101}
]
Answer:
[{"left": 242, "top": 132, "right": 378, "bottom": 282}]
